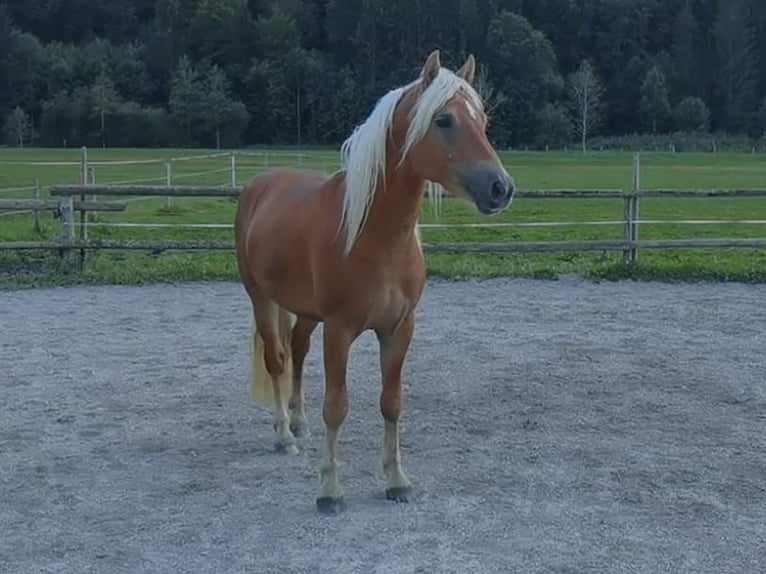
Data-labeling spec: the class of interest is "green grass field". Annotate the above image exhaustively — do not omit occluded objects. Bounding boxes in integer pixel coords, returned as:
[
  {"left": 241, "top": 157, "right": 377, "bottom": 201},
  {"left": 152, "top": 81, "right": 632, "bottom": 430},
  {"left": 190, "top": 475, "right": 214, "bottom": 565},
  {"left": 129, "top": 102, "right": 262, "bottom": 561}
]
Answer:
[{"left": 1, "top": 146, "right": 765, "bottom": 289}]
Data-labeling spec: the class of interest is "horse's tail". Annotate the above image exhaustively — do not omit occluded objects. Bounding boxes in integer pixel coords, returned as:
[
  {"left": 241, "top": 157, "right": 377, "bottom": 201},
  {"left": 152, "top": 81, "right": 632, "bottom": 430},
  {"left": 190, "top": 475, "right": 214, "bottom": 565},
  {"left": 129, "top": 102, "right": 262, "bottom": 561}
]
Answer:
[{"left": 249, "top": 308, "right": 297, "bottom": 405}]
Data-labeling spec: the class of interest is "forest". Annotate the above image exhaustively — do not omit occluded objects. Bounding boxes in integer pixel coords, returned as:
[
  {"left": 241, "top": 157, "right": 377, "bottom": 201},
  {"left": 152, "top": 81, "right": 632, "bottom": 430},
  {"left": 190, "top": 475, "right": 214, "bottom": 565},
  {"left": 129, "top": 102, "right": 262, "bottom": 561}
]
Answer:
[{"left": 1, "top": 0, "right": 765, "bottom": 151}]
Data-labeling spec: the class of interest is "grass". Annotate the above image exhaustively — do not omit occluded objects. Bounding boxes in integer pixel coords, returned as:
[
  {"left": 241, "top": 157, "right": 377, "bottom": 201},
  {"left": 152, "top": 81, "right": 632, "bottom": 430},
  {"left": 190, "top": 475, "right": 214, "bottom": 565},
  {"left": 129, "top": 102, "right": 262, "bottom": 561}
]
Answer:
[{"left": 1, "top": 146, "right": 765, "bottom": 290}]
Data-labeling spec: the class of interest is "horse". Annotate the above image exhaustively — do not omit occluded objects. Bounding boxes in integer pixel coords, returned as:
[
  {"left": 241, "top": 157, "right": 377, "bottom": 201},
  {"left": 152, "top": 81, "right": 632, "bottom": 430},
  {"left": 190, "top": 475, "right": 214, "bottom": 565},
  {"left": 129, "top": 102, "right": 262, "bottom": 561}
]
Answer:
[{"left": 233, "top": 49, "right": 515, "bottom": 513}]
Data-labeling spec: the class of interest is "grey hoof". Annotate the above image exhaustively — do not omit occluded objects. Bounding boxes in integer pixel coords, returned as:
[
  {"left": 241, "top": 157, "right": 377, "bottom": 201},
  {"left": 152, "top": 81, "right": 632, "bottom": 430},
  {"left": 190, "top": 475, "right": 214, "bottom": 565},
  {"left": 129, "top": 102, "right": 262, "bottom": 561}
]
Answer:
[
  {"left": 289, "top": 421, "right": 310, "bottom": 438},
  {"left": 274, "top": 442, "right": 299, "bottom": 455},
  {"left": 316, "top": 496, "right": 345, "bottom": 514},
  {"left": 385, "top": 486, "right": 413, "bottom": 503}
]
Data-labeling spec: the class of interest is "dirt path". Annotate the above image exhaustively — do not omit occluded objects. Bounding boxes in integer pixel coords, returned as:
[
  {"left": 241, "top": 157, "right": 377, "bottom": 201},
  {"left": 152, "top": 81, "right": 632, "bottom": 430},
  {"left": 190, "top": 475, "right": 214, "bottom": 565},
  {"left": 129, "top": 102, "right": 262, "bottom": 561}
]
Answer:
[{"left": 2, "top": 277, "right": 765, "bottom": 573}]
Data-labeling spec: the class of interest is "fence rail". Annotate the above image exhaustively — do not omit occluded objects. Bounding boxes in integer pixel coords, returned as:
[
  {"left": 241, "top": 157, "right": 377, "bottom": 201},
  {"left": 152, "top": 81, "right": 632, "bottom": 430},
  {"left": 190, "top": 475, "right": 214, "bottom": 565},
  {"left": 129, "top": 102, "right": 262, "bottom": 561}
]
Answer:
[
  {"left": 2, "top": 153, "right": 766, "bottom": 268},
  {"left": 0, "top": 199, "right": 126, "bottom": 211},
  {"left": 50, "top": 184, "right": 240, "bottom": 197},
  {"left": 49, "top": 184, "right": 766, "bottom": 199},
  {"left": 3, "top": 237, "right": 766, "bottom": 253}
]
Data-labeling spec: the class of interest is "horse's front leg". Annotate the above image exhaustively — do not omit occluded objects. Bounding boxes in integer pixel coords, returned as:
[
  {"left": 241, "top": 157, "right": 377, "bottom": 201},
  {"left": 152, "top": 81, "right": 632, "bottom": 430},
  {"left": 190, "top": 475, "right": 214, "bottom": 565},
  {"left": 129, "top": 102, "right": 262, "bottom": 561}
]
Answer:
[
  {"left": 316, "top": 321, "right": 352, "bottom": 514},
  {"left": 377, "top": 313, "right": 415, "bottom": 502}
]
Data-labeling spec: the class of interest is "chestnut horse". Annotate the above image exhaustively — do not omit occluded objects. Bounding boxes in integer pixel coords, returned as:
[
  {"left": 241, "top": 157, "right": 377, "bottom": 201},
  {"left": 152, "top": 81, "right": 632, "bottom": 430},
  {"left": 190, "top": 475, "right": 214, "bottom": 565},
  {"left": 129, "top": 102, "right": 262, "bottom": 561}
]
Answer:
[{"left": 234, "top": 50, "right": 515, "bottom": 513}]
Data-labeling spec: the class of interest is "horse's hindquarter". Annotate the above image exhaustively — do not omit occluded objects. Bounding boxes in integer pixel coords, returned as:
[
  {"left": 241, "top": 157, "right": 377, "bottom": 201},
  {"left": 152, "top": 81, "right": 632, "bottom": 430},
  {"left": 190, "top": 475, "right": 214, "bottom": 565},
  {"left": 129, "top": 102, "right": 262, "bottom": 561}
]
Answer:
[{"left": 238, "top": 169, "right": 335, "bottom": 317}]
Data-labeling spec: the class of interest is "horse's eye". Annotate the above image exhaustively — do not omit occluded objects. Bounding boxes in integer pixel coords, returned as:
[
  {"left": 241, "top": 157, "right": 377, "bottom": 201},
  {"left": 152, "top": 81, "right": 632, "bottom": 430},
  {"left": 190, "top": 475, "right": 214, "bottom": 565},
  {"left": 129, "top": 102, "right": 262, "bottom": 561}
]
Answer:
[{"left": 435, "top": 114, "right": 454, "bottom": 129}]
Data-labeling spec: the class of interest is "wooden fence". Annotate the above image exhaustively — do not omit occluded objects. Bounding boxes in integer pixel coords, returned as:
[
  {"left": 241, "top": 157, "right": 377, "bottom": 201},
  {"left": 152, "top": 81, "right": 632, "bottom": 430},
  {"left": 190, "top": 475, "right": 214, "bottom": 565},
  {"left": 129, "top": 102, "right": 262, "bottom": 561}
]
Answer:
[{"left": 2, "top": 154, "right": 766, "bottom": 264}]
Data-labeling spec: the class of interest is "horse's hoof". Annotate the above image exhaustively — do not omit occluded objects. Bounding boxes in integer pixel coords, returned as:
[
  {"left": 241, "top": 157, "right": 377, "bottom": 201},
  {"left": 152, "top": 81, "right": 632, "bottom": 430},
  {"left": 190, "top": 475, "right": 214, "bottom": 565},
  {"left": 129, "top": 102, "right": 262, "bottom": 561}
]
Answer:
[
  {"left": 289, "top": 421, "right": 310, "bottom": 438},
  {"left": 316, "top": 496, "right": 345, "bottom": 514},
  {"left": 385, "top": 486, "right": 412, "bottom": 503},
  {"left": 274, "top": 442, "right": 300, "bottom": 455}
]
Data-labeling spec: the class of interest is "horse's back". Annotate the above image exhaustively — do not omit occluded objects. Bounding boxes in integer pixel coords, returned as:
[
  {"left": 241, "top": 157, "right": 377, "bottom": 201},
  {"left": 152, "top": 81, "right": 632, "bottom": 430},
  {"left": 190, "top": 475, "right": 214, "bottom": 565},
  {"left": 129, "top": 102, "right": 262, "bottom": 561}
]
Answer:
[
  {"left": 234, "top": 167, "right": 340, "bottom": 313},
  {"left": 236, "top": 167, "right": 331, "bottom": 245},
  {"left": 237, "top": 167, "right": 326, "bottom": 221}
]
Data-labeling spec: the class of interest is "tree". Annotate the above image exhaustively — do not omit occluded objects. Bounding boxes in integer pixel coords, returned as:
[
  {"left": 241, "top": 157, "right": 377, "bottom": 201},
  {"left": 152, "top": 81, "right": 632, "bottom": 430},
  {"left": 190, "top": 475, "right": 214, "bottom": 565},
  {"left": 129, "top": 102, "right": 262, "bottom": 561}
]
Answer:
[
  {"left": 673, "top": 97, "right": 710, "bottom": 132},
  {"left": 3, "top": 106, "right": 32, "bottom": 146},
  {"left": 671, "top": 2, "right": 697, "bottom": 98},
  {"left": 91, "top": 72, "right": 120, "bottom": 148},
  {"left": 187, "top": 0, "right": 256, "bottom": 75},
  {"left": 0, "top": 4, "right": 16, "bottom": 112},
  {"left": 535, "top": 103, "right": 573, "bottom": 149},
  {"left": 608, "top": 54, "right": 651, "bottom": 135},
  {"left": 4, "top": 31, "right": 46, "bottom": 115},
  {"left": 199, "top": 64, "right": 249, "bottom": 148},
  {"left": 168, "top": 55, "right": 204, "bottom": 145},
  {"left": 474, "top": 63, "right": 506, "bottom": 118},
  {"left": 324, "top": 64, "right": 364, "bottom": 143},
  {"left": 567, "top": 59, "right": 603, "bottom": 152},
  {"left": 713, "top": 0, "right": 758, "bottom": 132},
  {"left": 3, "top": 0, "right": 766, "bottom": 148},
  {"left": 640, "top": 65, "right": 671, "bottom": 133},
  {"left": 485, "top": 10, "right": 563, "bottom": 147},
  {"left": 758, "top": 97, "right": 766, "bottom": 138},
  {"left": 250, "top": 6, "right": 307, "bottom": 144}
]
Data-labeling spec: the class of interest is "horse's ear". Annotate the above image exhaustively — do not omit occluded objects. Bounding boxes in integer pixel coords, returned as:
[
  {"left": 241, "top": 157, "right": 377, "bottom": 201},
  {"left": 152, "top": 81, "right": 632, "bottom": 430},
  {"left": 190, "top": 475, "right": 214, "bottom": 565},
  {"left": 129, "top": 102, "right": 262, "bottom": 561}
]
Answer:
[
  {"left": 421, "top": 49, "right": 441, "bottom": 86},
  {"left": 457, "top": 54, "right": 476, "bottom": 84}
]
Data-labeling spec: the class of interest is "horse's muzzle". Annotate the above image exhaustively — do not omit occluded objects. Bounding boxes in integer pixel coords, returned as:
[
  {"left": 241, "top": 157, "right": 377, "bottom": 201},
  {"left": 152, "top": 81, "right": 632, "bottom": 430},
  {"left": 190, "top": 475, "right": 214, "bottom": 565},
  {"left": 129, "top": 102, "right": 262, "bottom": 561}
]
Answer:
[{"left": 457, "top": 162, "right": 515, "bottom": 215}]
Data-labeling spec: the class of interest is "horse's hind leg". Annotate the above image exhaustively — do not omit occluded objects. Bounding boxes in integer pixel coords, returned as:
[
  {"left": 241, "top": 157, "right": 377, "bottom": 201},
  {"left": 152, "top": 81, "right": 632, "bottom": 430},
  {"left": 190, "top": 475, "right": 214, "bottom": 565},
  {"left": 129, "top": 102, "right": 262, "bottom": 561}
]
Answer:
[
  {"left": 253, "top": 295, "right": 299, "bottom": 454},
  {"left": 289, "top": 317, "right": 318, "bottom": 437}
]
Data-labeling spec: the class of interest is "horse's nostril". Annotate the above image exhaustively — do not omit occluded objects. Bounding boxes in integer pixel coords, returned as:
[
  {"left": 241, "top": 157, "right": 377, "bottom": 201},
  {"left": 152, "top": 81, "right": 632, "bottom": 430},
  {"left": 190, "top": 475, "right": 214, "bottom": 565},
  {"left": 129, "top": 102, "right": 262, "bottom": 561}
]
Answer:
[{"left": 490, "top": 179, "right": 508, "bottom": 202}]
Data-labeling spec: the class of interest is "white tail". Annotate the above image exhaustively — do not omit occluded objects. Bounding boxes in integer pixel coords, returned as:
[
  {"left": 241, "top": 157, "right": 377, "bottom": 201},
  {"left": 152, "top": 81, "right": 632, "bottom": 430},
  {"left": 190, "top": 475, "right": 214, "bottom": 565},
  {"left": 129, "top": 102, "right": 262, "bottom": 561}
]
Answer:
[{"left": 249, "top": 309, "right": 297, "bottom": 405}]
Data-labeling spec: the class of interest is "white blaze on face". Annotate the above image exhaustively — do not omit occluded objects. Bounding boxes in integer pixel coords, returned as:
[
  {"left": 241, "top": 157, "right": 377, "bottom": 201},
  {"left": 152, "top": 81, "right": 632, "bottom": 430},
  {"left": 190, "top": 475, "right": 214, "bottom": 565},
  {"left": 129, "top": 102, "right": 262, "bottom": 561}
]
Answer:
[{"left": 464, "top": 98, "right": 479, "bottom": 121}]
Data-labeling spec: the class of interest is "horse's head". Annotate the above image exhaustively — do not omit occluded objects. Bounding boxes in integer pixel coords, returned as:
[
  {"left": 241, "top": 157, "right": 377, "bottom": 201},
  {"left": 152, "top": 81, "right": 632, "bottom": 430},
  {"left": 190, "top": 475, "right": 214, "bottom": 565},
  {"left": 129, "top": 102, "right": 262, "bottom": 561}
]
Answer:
[{"left": 397, "top": 50, "right": 515, "bottom": 215}]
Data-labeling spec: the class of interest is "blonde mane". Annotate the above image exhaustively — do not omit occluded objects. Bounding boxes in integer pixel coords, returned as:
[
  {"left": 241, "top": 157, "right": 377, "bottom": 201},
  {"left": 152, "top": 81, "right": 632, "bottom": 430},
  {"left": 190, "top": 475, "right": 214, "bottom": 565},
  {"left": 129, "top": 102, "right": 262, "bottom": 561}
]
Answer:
[{"left": 338, "top": 67, "right": 484, "bottom": 255}]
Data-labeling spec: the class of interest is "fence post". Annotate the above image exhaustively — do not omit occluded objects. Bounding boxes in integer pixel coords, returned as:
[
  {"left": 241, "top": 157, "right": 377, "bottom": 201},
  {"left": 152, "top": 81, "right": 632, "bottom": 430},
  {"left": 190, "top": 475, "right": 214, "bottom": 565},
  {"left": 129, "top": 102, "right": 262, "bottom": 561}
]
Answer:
[
  {"left": 622, "top": 153, "right": 641, "bottom": 264},
  {"left": 79, "top": 147, "right": 89, "bottom": 268},
  {"left": 58, "top": 196, "right": 76, "bottom": 272},
  {"left": 230, "top": 152, "right": 237, "bottom": 186},
  {"left": 32, "top": 179, "right": 41, "bottom": 233},
  {"left": 87, "top": 164, "right": 97, "bottom": 223},
  {"left": 165, "top": 161, "right": 173, "bottom": 209},
  {"left": 631, "top": 152, "right": 640, "bottom": 263},
  {"left": 622, "top": 197, "right": 632, "bottom": 264},
  {"left": 79, "top": 146, "right": 88, "bottom": 185},
  {"left": 59, "top": 197, "right": 75, "bottom": 241}
]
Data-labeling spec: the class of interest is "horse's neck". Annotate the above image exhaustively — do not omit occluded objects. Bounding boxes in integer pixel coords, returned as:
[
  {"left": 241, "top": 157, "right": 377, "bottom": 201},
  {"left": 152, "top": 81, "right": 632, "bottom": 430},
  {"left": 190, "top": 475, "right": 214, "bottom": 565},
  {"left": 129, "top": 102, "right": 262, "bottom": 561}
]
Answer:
[{"left": 362, "top": 161, "right": 425, "bottom": 245}]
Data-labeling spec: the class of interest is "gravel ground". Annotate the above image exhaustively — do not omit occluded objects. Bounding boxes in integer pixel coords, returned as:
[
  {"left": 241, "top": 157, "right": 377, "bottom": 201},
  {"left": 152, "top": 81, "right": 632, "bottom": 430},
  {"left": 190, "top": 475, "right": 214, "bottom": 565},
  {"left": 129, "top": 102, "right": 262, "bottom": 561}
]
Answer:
[{"left": 1, "top": 277, "right": 765, "bottom": 574}]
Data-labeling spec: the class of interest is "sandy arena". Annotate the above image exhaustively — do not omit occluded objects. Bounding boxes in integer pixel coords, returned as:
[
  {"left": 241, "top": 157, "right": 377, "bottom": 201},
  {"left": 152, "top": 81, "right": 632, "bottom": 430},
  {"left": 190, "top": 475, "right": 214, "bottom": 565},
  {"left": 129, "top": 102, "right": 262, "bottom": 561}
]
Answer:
[{"left": 2, "top": 277, "right": 765, "bottom": 573}]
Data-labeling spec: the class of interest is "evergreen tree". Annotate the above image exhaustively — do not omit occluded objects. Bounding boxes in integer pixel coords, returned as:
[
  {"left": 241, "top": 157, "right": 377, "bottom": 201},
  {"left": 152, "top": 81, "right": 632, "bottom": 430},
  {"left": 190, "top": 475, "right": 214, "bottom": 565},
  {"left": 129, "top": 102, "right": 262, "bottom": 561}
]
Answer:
[
  {"left": 674, "top": 96, "right": 711, "bottom": 133},
  {"left": 640, "top": 65, "right": 671, "bottom": 133},
  {"left": 0, "top": 0, "right": 764, "bottom": 148}
]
